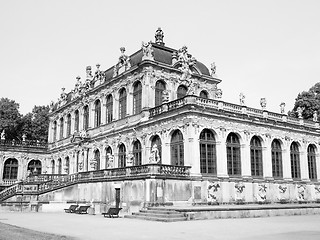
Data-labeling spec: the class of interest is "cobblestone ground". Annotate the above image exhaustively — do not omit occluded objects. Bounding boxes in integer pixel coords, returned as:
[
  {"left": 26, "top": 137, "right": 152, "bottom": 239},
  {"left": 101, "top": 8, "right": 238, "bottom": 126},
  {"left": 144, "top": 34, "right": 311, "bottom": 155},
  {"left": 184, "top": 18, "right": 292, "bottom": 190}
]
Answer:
[{"left": 0, "top": 212, "right": 319, "bottom": 240}]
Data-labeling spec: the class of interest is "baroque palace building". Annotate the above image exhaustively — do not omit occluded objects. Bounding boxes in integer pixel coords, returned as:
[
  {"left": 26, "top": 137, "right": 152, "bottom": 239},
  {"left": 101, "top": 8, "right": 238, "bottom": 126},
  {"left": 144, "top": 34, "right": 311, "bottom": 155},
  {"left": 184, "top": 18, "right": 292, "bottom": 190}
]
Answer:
[{"left": 1, "top": 28, "right": 320, "bottom": 213}]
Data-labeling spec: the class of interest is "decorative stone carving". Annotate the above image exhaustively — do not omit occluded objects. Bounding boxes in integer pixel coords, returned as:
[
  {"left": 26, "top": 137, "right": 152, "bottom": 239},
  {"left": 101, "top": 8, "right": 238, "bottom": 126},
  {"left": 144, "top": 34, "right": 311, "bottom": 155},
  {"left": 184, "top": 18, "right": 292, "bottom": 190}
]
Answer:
[
  {"left": 142, "top": 41, "right": 154, "bottom": 61},
  {"left": 174, "top": 46, "right": 197, "bottom": 81},
  {"left": 106, "top": 153, "right": 114, "bottom": 168},
  {"left": 94, "top": 64, "right": 105, "bottom": 84},
  {"left": 113, "top": 47, "right": 131, "bottom": 77},
  {"left": 315, "top": 185, "right": 320, "bottom": 200},
  {"left": 297, "top": 106, "right": 303, "bottom": 119},
  {"left": 297, "top": 184, "right": 306, "bottom": 201},
  {"left": 210, "top": 62, "right": 216, "bottom": 76},
  {"left": 280, "top": 102, "right": 286, "bottom": 114},
  {"left": 278, "top": 184, "right": 288, "bottom": 201},
  {"left": 155, "top": 27, "right": 164, "bottom": 46},
  {"left": 239, "top": 93, "right": 245, "bottom": 106},
  {"left": 215, "top": 89, "right": 222, "bottom": 99},
  {"left": 149, "top": 143, "right": 160, "bottom": 163},
  {"left": 207, "top": 181, "right": 220, "bottom": 203},
  {"left": 1, "top": 129, "right": 5, "bottom": 140},
  {"left": 313, "top": 110, "right": 318, "bottom": 122},
  {"left": 257, "top": 184, "right": 267, "bottom": 202},
  {"left": 162, "top": 90, "right": 169, "bottom": 103},
  {"left": 235, "top": 182, "right": 245, "bottom": 201},
  {"left": 86, "top": 66, "right": 93, "bottom": 79},
  {"left": 260, "top": 98, "right": 267, "bottom": 110}
]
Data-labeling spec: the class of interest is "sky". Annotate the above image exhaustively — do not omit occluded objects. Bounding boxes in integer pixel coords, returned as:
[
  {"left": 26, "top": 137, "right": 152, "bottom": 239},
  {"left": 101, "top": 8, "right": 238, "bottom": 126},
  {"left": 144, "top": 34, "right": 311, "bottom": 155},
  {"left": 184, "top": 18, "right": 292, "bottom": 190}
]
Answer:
[{"left": 1, "top": 0, "right": 320, "bottom": 115}]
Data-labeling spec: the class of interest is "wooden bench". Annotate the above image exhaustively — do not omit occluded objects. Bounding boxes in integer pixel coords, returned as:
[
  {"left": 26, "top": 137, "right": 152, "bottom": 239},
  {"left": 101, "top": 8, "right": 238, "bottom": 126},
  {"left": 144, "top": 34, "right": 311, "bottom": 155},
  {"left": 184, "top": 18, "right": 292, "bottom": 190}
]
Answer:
[
  {"left": 101, "top": 207, "right": 122, "bottom": 218},
  {"left": 64, "top": 204, "right": 79, "bottom": 213},
  {"left": 74, "top": 205, "right": 91, "bottom": 214}
]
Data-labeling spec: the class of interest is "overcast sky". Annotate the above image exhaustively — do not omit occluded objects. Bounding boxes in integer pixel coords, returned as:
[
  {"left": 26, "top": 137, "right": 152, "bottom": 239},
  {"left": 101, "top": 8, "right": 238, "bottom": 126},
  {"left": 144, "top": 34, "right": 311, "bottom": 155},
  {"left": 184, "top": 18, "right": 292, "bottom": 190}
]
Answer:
[{"left": 1, "top": 0, "right": 319, "bottom": 114}]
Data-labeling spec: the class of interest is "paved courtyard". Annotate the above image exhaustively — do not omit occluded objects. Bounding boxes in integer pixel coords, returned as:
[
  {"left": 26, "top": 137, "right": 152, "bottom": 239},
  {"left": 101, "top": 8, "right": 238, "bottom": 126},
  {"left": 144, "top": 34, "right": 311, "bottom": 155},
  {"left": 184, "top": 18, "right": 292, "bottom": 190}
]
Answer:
[{"left": 0, "top": 212, "right": 319, "bottom": 240}]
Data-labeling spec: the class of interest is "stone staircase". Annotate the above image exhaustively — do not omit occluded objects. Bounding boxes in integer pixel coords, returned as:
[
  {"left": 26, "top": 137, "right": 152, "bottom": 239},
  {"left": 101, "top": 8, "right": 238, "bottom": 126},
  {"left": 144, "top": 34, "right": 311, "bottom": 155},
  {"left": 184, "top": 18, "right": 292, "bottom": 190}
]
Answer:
[{"left": 125, "top": 207, "right": 188, "bottom": 222}]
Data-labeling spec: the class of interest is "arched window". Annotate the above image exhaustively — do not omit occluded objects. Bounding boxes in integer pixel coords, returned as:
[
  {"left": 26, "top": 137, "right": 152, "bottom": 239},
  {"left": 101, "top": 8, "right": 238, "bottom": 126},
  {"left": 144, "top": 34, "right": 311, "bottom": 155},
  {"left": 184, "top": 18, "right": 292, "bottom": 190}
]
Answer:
[
  {"left": 94, "top": 149, "right": 100, "bottom": 170},
  {"left": 118, "top": 144, "right": 126, "bottom": 168},
  {"left": 151, "top": 135, "right": 162, "bottom": 164},
  {"left": 307, "top": 144, "right": 317, "bottom": 180},
  {"left": 94, "top": 99, "right": 101, "bottom": 127},
  {"left": 133, "top": 81, "right": 142, "bottom": 114},
  {"left": 200, "top": 90, "right": 208, "bottom": 99},
  {"left": 226, "top": 133, "right": 241, "bottom": 176},
  {"left": 106, "top": 146, "right": 113, "bottom": 168},
  {"left": 66, "top": 114, "right": 71, "bottom": 137},
  {"left": 83, "top": 105, "right": 89, "bottom": 130},
  {"left": 57, "top": 158, "right": 62, "bottom": 174},
  {"left": 53, "top": 121, "right": 57, "bottom": 141},
  {"left": 177, "top": 85, "right": 188, "bottom": 99},
  {"left": 155, "top": 80, "right": 166, "bottom": 106},
  {"left": 65, "top": 157, "right": 70, "bottom": 174},
  {"left": 51, "top": 160, "right": 55, "bottom": 174},
  {"left": 199, "top": 129, "right": 216, "bottom": 174},
  {"left": 290, "top": 142, "right": 301, "bottom": 179},
  {"left": 119, "top": 88, "right": 127, "bottom": 119},
  {"left": 74, "top": 110, "right": 79, "bottom": 132},
  {"left": 133, "top": 140, "right": 142, "bottom": 166},
  {"left": 171, "top": 130, "right": 184, "bottom": 166},
  {"left": 3, "top": 158, "right": 18, "bottom": 180},
  {"left": 271, "top": 139, "right": 283, "bottom": 178},
  {"left": 27, "top": 160, "right": 42, "bottom": 175},
  {"left": 250, "top": 136, "right": 263, "bottom": 177},
  {"left": 106, "top": 94, "right": 113, "bottom": 124},
  {"left": 59, "top": 117, "right": 64, "bottom": 139}
]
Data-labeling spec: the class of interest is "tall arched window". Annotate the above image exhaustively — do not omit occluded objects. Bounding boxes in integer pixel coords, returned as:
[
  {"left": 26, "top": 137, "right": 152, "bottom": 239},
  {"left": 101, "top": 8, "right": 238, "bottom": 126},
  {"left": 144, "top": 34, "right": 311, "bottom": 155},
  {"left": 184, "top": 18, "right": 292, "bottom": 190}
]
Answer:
[
  {"left": 307, "top": 144, "right": 317, "bottom": 180},
  {"left": 151, "top": 135, "right": 162, "bottom": 164},
  {"left": 155, "top": 80, "right": 166, "bottom": 106},
  {"left": 250, "top": 136, "right": 263, "bottom": 177},
  {"left": 199, "top": 129, "right": 216, "bottom": 174},
  {"left": 53, "top": 121, "right": 57, "bottom": 141},
  {"left": 106, "top": 146, "right": 113, "bottom": 168},
  {"left": 106, "top": 94, "right": 113, "bottom": 124},
  {"left": 51, "top": 160, "right": 55, "bottom": 174},
  {"left": 94, "top": 149, "right": 100, "bottom": 170},
  {"left": 57, "top": 158, "right": 62, "bottom": 174},
  {"left": 171, "top": 130, "right": 184, "bottom": 166},
  {"left": 227, "top": 133, "right": 241, "bottom": 176},
  {"left": 177, "top": 85, "right": 188, "bottom": 99},
  {"left": 271, "top": 139, "right": 283, "bottom": 178},
  {"left": 27, "top": 160, "right": 42, "bottom": 175},
  {"left": 66, "top": 114, "right": 71, "bottom": 137},
  {"left": 133, "top": 140, "right": 142, "bottom": 166},
  {"left": 94, "top": 99, "right": 101, "bottom": 127},
  {"left": 119, "top": 88, "right": 127, "bottom": 119},
  {"left": 133, "top": 81, "right": 142, "bottom": 114},
  {"left": 74, "top": 110, "right": 79, "bottom": 132},
  {"left": 65, "top": 157, "right": 70, "bottom": 174},
  {"left": 290, "top": 142, "right": 301, "bottom": 179},
  {"left": 59, "top": 117, "right": 64, "bottom": 140},
  {"left": 3, "top": 158, "right": 18, "bottom": 180},
  {"left": 83, "top": 105, "right": 89, "bottom": 130},
  {"left": 200, "top": 90, "right": 208, "bottom": 99},
  {"left": 118, "top": 144, "right": 126, "bottom": 168}
]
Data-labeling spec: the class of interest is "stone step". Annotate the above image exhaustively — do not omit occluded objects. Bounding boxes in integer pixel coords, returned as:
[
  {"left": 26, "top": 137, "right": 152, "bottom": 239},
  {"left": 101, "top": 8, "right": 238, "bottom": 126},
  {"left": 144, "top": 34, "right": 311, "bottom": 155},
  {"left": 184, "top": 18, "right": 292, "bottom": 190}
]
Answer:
[
  {"left": 133, "top": 211, "right": 185, "bottom": 218},
  {"left": 140, "top": 209, "right": 182, "bottom": 215},
  {"left": 125, "top": 214, "right": 187, "bottom": 222},
  {"left": 147, "top": 207, "right": 177, "bottom": 211}
]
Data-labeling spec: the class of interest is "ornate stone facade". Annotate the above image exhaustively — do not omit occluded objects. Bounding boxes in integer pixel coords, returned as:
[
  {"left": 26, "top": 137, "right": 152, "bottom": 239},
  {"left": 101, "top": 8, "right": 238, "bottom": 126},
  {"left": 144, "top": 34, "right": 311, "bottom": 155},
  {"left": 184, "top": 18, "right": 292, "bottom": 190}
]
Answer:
[{"left": 1, "top": 29, "right": 320, "bottom": 211}]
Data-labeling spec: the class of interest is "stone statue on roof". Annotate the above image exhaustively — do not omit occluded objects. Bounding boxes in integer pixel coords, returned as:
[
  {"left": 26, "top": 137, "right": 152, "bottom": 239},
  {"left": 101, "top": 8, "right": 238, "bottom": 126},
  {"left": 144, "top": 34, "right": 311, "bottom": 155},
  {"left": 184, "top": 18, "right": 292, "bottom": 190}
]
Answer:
[
  {"left": 94, "top": 64, "right": 105, "bottom": 84},
  {"left": 239, "top": 93, "right": 245, "bottom": 106},
  {"left": 280, "top": 102, "right": 286, "bottom": 114},
  {"left": 155, "top": 27, "right": 164, "bottom": 46},
  {"left": 260, "top": 98, "right": 267, "bottom": 110},
  {"left": 211, "top": 62, "right": 217, "bottom": 76}
]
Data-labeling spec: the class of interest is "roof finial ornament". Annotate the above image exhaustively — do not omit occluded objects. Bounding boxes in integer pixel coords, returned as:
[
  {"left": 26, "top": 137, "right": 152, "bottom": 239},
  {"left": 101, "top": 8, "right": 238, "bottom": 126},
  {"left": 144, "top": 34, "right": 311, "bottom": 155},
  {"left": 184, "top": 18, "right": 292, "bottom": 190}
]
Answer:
[{"left": 155, "top": 27, "right": 164, "bottom": 46}]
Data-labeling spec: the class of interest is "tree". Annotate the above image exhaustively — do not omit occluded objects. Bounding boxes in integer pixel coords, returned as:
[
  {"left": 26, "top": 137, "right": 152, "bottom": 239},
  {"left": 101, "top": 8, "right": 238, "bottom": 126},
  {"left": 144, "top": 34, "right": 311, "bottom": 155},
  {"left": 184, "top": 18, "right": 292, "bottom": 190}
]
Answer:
[
  {"left": 290, "top": 82, "right": 320, "bottom": 120},
  {"left": 0, "top": 98, "right": 22, "bottom": 140},
  {"left": 21, "top": 105, "right": 50, "bottom": 141}
]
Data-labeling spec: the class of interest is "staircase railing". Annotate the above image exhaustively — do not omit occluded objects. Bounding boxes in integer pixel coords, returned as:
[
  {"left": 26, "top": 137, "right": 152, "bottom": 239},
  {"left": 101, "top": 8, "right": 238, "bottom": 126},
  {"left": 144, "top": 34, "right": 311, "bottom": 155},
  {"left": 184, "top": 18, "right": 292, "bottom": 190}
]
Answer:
[{"left": 0, "top": 164, "right": 191, "bottom": 202}]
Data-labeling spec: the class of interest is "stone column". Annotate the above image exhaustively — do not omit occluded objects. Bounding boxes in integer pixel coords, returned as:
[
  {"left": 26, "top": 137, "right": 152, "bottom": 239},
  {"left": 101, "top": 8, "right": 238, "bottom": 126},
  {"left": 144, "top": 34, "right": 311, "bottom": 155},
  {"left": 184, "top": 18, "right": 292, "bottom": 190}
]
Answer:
[
  {"left": 216, "top": 141, "right": 228, "bottom": 178},
  {"left": 241, "top": 143, "right": 251, "bottom": 178},
  {"left": 113, "top": 94, "right": 119, "bottom": 121},
  {"left": 48, "top": 120, "right": 53, "bottom": 143},
  {"left": 79, "top": 108, "right": 84, "bottom": 132},
  {"left": 185, "top": 125, "right": 200, "bottom": 175},
  {"left": 300, "top": 149, "right": 310, "bottom": 181},
  {"left": 71, "top": 111, "right": 75, "bottom": 134},
  {"left": 316, "top": 152, "right": 320, "bottom": 181},
  {"left": 90, "top": 102, "right": 95, "bottom": 129},
  {"left": 101, "top": 97, "right": 107, "bottom": 125},
  {"left": 127, "top": 88, "right": 133, "bottom": 116},
  {"left": 263, "top": 144, "right": 273, "bottom": 179}
]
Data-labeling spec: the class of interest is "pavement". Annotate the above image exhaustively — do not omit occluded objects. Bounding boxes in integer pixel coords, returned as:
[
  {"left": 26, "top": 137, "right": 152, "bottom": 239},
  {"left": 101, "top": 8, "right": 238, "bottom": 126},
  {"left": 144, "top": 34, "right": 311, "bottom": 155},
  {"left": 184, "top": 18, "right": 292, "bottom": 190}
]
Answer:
[{"left": 0, "top": 212, "right": 320, "bottom": 240}]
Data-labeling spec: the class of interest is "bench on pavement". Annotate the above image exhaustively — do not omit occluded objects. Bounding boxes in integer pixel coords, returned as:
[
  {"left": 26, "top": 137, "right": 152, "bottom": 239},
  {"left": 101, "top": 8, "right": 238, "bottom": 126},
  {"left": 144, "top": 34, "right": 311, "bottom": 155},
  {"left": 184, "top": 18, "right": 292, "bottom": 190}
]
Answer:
[
  {"left": 101, "top": 207, "right": 122, "bottom": 218},
  {"left": 64, "top": 204, "right": 79, "bottom": 213},
  {"left": 74, "top": 205, "right": 91, "bottom": 214}
]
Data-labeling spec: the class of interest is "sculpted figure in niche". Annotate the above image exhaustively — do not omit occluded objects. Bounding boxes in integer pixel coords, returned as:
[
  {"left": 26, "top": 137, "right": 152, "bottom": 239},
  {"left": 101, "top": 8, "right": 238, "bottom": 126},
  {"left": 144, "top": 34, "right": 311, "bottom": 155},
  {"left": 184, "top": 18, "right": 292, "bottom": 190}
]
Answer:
[
  {"left": 313, "top": 110, "right": 318, "bottom": 122},
  {"left": 149, "top": 144, "right": 160, "bottom": 163},
  {"left": 1, "top": 130, "right": 5, "bottom": 140},
  {"left": 142, "top": 41, "right": 154, "bottom": 60}
]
